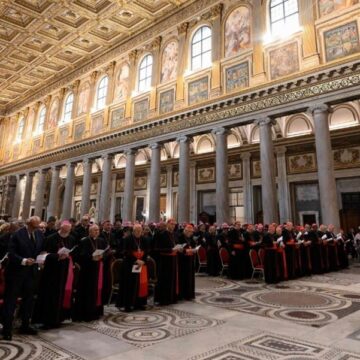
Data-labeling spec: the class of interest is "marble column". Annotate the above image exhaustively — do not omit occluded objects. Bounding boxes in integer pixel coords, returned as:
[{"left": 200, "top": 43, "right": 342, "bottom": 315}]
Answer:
[
  {"left": 47, "top": 165, "right": 61, "bottom": 219},
  {"left": 99, "top": 154, "right": 114, "bottom": 222},
  {"left": 213, "top": 127, "right": 229, "bottom": 224},
  {"left": 166, "top": 165, "right": 173, "bottom": 219},
  {"left": 256, "top": 117, "right": 278, "bottom": 224},
  {"left": 123, "top": 149, "right": 136, "bottom": 222},
  {"left": 109, "top": 173, "right": 117, "bottom": 223},
  {"left": 62, "top": 162, "right": 76, "bottom": 220},
  {"left": 11, "top": 175, "right": 22, "bottom": 219},
  {"left": 81, "top": 158, "right": 93, "bottom": 217},
  {"left": 177, "top": 135, "right": 191, "bottom": 224},
  {"left": 241, "top": 152, "right": 253, "bottom": 224},
  {"left": 22, "top": 172, "right": 35, "bottom": 220},
  {"left": 276, "top": 146, "right": 291, "bottom": 224},
  {"left": 34, "top": 168, "right": 47, "bottom": 219},
  {"left": 149, "top": 143, "right": 161, "bottom": 223},
  {"left": 309, "top": 104, "right": 340, "bottom": 229}
]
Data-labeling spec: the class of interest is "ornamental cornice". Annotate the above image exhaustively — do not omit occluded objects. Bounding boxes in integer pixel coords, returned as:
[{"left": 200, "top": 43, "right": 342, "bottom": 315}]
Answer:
[
  {"left": 5, "top": 0, "right": 220, "bottom": 115},
  {"left": 1, "top": 61, "right": 360, "bottom": 176}
]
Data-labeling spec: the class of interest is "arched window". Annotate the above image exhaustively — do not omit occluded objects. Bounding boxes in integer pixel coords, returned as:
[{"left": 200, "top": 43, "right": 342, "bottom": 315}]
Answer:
[
  {"left": 62, "top": 92, "right": 74, "bottom": 123},
  {"left": 138, "top": 54, "right": 153, "bottom": 92},
  {"left": 96, "top": 76, "right": 109, "bottom": 110},
  {"left": 270, "top": 0, "right": 299, "bottom": 37},
  {"left": 16, "top": 117, "right": 25, "bottom": 141},
  {"left": 37, "top": 106, "right": 46, "bottom": 132},
  {"left": 191, "top": 26, "right": 212, "bottom": 71}
]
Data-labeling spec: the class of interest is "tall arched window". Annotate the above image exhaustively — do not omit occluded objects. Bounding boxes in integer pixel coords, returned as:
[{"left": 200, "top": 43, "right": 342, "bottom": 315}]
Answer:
[
  {"left": 37, "top": 106, "right": 46, "bottom": 133},
  {"left": 270, "top": 0, "right": 299, "bottom": 37},
  {"left": 191, "top": 26, "right": 212, "bottom": 71},
  {"left": 62, "top": 92, "right": 74, "bottom": 123},
  {"left": 16, "top": 117, "right": 25, "bottom": 142},
  {"left": 96, "top": 76, "right": 109, "bottom": 110},
  {"left": 138, "top": 54, "right": 153, "bottom": 92}
]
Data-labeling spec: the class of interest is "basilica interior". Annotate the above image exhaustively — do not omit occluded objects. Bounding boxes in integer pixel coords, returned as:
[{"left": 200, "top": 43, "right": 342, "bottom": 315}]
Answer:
[{"left": 0, "top": 0, "right": 360, "bottom": 359}]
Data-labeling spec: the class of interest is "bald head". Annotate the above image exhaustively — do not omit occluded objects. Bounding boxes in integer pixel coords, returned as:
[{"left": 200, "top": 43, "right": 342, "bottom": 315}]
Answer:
[{"left": 26, "top": 216, "right": 41, "bottom": 232}]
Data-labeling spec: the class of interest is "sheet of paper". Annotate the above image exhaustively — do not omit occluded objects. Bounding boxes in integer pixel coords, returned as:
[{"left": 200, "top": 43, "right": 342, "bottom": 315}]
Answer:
[{"left": 36, "top": 253, "right": 49, "bottom": 264}]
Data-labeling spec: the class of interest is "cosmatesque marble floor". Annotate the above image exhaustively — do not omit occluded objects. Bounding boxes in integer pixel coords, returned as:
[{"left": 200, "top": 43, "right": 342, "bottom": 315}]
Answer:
[{"left": 1, "top": 262, "right": 360, "bottom": 360}]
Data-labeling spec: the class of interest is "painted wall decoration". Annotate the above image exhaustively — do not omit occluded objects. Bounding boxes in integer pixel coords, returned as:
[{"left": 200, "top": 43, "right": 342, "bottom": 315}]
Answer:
[
  {"left": 26, "top": 109, "right": 35, "bottom": 137},
  {"left": 160, "top": 173, "right": 167, "bottom": 188},
  {"left": 159, "top": 89, "right": 175, "bottom": 114},
  {"left": 75, "top": 183, "right": 83, "bottom": 196},
  {"left": 116, "top": 178, "right": 125, "bottom": 192},
  {"left": 296, "top": 184, "right": 319, "bottom": 201},
  {"left": 77, "top": 82, "right": 90, "bottom": 115},
  {"left": 333, "top": 147, "right": 360, "bottom": 169},
  {"left": 58, "top": 126, "right": 69, "bottom": 146},
  {"left": 251, "top": 160, "right": 261, "bottom": 177},
  {"left": 226, "top": 62, "right": 249, "bottom": 92},
  {"left": 288, "top": 153, "right": 317, "bottom": 174},
  {"left": 111, "top": 107, "right": 125, "bottom": 129},
  {"left": 74, "top": 122, "right": 85, "bottom": 141},
  {"left": 114, "top": 63, "right": 130, "bottom": 100},
  {"left": 324, "top": 21, "right": 360, "bottom": 62},
  {"left": 134, "top": 176, "right": 147, "bottom": 190},
  {"left": 188, "top": 77, "right": 208, "bottom": 105},
  {"left": 32, "top": 139, "right": 41, "bottom": 154},
  {"left": 197, "top": 166, "right": 215, "bottom": 183},
  {"left": 228, "top": 163, "right": 242, "bottom": 180},
  {"left": 161, "top": 41, "right": 178, "bottom": 83},
  {"left": 44, "top": 134, "right": 54, "bottom": 150},
  {"left": 91, "top": 113, "right": 103, "bottom": 135},
  {"left": 173, "top": 170, "right": 179, "bottom": 186},
  {"left": 13, "top": 145, "right": 20, "bottom": 160},
  {"left": 48, "top": 99, "right": 59, "bottom": 129},
  {"left": 224, "top": 6, "right": 251, "bottom": 58},
  {"left": 269, "top": 42, "right": 299, "bottom": 80},
  {"left": 133, "top": 98, "right": 149, "bottom": 122},
  {"left": 319, "top": 0, "right": 359, "bottom": 17}
]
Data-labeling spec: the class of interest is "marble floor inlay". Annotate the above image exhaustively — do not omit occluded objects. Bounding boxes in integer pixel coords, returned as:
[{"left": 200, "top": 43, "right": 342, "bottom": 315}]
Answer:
[{"left": 1, "top": 264, "right": 360, "bottom": 359}]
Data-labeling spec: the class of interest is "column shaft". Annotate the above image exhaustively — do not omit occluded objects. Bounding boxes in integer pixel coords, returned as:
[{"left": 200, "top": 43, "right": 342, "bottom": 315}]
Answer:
[
  {"left": 22, "top": 172, "right": 34, "bottom": 220},
  {"left": 241, "top": 152, "right": 253, "bottom": 224},
  {"left": 276, "top": 147, "right": 291, "bottom": 223},
  {"left": 149, "top": 143, "right": 161, "bottom": 223},
  {"left": 123, "top": 149, "right": 136, "bottom": 222},
  {"left": 34, "top": 169, "right": 47, "bottom": 219},
  {"left": 257, "top": 118, "right": 278, "bottom": 224},
  {"left": 62, "top": 163, "right": 76, "bottom": 220},
  {"left": 213, "top": 127, "right": 229, "bottom": 224},
  {"left": 12, "top": 175, "right": 22, "bottom": 219},
  {"left": 81, "top": 158, "right": 93, "bottom": 217},
  {"left": 99, "top": 154, "right": 114, "bottom": 222},
  {"left": 48, "top": 166, "right": 61, "bottom": 219},
  {"left": 310, "top": 104, "right": 340, "bottom": 229},
  {"left": 177, "top": 136, "right": 191, "bottom": 224}
]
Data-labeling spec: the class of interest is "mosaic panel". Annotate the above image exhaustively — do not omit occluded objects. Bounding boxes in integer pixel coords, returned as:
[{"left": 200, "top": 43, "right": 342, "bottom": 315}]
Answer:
[
  {"left": 287, "top": 153, "right": 317, "bottom": 174},
  {"left": 324, "top": 21, "right": 360, "bottom": 62},
  {"left": 159, "top": 88, "right": 175, "bottom": 114},
  {"left": 74, "top": 122, "right": 85, "bottom": 141},
  {"left": 225, "top": 62, "right": 249, "bottom": 92},
  {"left": 228, "top": 163, "right": 242, "bottom": 180},
  {"left": 269, "top": 41, "right": 299, "bottom": 80},
  {"left": 333, "top": 147, "right": 360, "bottom": 169},
  {"left": 58, "top": 126, "right": 69, "bottom": 146},
  {"left": 83, "top": 307, "right": 223, "bottom": 348},
  {"left": 133, "top": 98, "right": 149, "bottom": 122},
  {"left": 188, "top": 77, "right": 208, "bottom": 105},
  {"left": 110, "top": 107, "right": 125, "bottom": 129},
  {"left": 91, "top": 113, "right": 103, "bottom": 135}
]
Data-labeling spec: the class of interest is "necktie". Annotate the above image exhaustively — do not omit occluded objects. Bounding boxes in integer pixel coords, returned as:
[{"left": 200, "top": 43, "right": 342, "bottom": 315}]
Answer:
[{"left": 30, "top": 233, "right": 36, "bottom": 244}]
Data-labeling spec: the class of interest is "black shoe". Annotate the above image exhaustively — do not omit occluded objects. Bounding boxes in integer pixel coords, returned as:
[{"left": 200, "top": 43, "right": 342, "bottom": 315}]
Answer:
[
  {"left": 18, "top": 326, "right": 38, "bottom": 335},
  {"left": 2, "top": 333, "right": 12, "bottom": 341}
]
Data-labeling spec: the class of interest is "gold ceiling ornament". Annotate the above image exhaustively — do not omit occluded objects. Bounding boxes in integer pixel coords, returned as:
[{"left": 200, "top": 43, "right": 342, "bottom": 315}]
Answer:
[{"left": 0, "top": 0, "right": 192, "bottom": 114}]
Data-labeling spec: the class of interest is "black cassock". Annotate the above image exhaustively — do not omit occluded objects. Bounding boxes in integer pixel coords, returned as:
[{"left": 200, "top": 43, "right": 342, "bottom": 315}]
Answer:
[
  {"left": 228, "top": 229, "right": 248, "bottom": 280},
  {"left": 33, "top": 232, "right": 77, "bottom": 328},
  {"left": 73, "top": 236, "right": 106, "bottom": 322},
  {"left": 177, "top": 234, "right": 196, "bottom": 301},
  {"left": 205, "top": 233, "right": 221, "bottom": 276},
  {"left": 153, "top": 230, "right": 178, "bottom": 305},
  {"left": 116, "top": 235, "right": 148, "bottom": 310}
]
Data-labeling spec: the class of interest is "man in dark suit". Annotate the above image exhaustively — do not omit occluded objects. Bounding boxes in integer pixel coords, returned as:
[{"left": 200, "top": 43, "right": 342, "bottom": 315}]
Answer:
[{"left": 2, "top": 216, "right": 44, "bottom": 340}]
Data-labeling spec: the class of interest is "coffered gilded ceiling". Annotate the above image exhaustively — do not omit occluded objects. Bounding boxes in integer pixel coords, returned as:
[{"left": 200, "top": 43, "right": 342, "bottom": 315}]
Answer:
[{"left": 0, "top": 0, "right": 190, "bottom": 114}]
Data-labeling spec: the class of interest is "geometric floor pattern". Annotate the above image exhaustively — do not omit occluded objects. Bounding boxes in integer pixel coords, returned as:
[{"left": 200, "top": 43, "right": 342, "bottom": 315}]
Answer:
[
  {"left": 1, "top": 262, "right": 360, "bottom": 359},
  {"left": 195, "top": 278, "right": 360, "bottom": 327},
  {"left": 83, "top": 307, "right": 224, "bottom": 348},
  {"left": 188, "top": 332, "right": 360, "bottom": 360}
]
